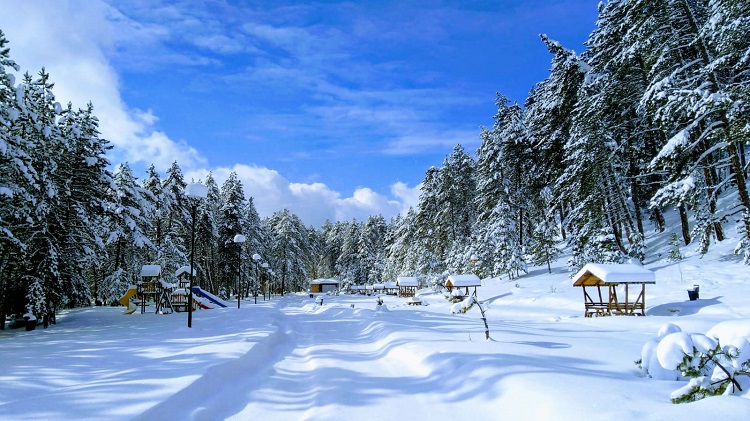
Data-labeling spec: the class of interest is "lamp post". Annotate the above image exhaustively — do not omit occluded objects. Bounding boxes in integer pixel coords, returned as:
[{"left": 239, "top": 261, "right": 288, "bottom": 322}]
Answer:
[
  {"left": 234, "top": 234, "right": 246, "bottom": 309},
  {"left": 252, "top": 254, "right": 261, "bottom": 304},
  {"left": 268, "top": 269, "right": 275, "bottom": 300},
  {"left": 261, "top": 262, "right": 269, "bottom": 300},
  {"left": 185, "top": 182, "right": 208, "bottom": 328}
]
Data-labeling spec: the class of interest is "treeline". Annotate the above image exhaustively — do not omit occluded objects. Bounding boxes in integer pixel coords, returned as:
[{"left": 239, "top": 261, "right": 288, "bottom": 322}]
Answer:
[
  {"left": 2, "top": 0, "right": 750, "bottom": 324},
  {"left": 385, "top": 0, "right": 750, "bottom": 282}
]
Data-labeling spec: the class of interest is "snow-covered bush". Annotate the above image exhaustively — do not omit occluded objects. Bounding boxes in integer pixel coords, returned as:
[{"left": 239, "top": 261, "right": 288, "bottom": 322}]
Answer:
[
  {"left": 445, "top": 288, "right": 465, "bottom": 303},
  {"left": 667, "top": 233, "right": 683, "bottom": 262},
  {"left": 450, "top": 296, "right": 475, "bottom": 314},
  {"left": 638, "top": 321, "right": 750, "bottom": 403}
]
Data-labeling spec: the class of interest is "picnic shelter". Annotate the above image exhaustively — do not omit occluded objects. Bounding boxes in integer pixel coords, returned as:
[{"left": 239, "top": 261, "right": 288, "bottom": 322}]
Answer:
[
  {"left": 572, "top": 263, "right": 655, "bottom": 317},
  {"left": 445, "top": 274, "right": 481, "bottom": 297},
  {"left": 396, "top": 276, "right": 419, "bottom": 297}
]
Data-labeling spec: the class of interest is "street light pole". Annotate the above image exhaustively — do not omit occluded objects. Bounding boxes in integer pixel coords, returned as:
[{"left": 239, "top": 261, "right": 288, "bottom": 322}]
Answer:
[
  {"left": 252, "top": 253, "right": 261, "bottom": 304},
  {"left": 261, "top": 262, "right": 269, "bottom": 301},
  {"left": 185, "top": 182, "right": 208, "bottom": 328},
  {"left": 234, "top": 234, "right": 246, "bottom": 309}
]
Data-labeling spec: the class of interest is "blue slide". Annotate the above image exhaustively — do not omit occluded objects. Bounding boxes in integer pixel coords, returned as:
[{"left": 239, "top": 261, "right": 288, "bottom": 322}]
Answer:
[{"left": 191, "top": 286, "right": 229, "bottom": 308}]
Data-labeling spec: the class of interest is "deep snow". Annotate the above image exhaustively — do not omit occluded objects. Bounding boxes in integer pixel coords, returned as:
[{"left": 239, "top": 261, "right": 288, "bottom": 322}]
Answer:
[{"left": 1, "top": 236, "right": 750, "bottom": 420}]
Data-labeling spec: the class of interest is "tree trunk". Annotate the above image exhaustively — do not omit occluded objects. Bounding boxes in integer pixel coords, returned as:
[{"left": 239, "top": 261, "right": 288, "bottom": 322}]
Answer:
[
  {"left": 651, "top": 207, "right": 666, "bottom": 233},
  {"left": 558, "top": 207, "right": 566, "bottom": 241},
  {"left": 679, "top": 204, "right": 691, "bottom": 245},
  {"left": 727, "top": 142, "right": 750, "bottom": 240}
]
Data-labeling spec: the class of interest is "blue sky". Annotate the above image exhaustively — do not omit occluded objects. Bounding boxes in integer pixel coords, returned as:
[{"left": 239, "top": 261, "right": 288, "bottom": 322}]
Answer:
[{"left": 0, "top": 0, "right": 598, "bottom": 227}]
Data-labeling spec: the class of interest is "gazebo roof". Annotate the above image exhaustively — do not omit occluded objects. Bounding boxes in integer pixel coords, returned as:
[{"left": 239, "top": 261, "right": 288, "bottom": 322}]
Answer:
[
  {"left": 445, "top": 274, "right": 481, "bottom": 287},
  {"left": 310, "top": 278, "right": 340, "bottom": 285},
  {"left": 572, "top": 263, "right": 655, "bottom": 287},
  {"left": 396, "top": 276, "right": 419, "bottom": 287}
]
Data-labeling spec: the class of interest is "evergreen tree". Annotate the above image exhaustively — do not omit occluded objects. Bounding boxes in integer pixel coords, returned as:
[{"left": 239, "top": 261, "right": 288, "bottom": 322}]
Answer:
[
  {"left": 195, "top": 172, "right": 221, "bottom": 292},
  {"left": 217, "top": 172, "right": 247, "bottom": 298},
  {"left": 267, "top": 209, "right": 310, "bottom": 294},
  {"left": 413, "top": 167, "right": 445, "bottom": 282},
  {"left": 103, "top": 163, "right": 154, "bottom": 300},
  {"left": 358, "top": 215, "right": 387, "bottom": 284}
]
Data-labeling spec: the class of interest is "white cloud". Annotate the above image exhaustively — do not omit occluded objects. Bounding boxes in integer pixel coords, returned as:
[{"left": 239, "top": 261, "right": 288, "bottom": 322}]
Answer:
[
  {"left": 0, "top": 0, "right": 206, "bottom": 173},
  {"left": 391, "top": 181, "right": 421, "bottom": 213},
  {"left": 188, "top": 165, "right": 406, "bottom": 226},
  {"left": 0, "top": 0, "right": 418, "bottom": 227}
]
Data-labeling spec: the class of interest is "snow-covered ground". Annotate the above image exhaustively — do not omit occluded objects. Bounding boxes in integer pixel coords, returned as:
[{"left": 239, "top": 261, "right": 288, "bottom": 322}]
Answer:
[{"left": 1, "top": 237, "right": 749, "bottom": 420}]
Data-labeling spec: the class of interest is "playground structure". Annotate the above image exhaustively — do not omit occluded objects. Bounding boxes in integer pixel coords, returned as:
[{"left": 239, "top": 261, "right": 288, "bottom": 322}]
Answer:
[{"left": 118, "top": 265, "right": 229, "bottom": 315}]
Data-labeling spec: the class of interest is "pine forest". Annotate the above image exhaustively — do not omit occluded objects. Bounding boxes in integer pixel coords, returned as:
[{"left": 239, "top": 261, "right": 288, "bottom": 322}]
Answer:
[{"left": 1, "top": 0, "right": 749, "bottom": 327}]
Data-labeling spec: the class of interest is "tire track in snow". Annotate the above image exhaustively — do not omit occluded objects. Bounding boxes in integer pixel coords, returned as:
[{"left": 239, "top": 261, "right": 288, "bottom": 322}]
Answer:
[
  {"left": 133, "top": 309, "right": 298, "bottom": 421},
  {"left": 232, "top": 302, "right": 443, "bottom": 420}
]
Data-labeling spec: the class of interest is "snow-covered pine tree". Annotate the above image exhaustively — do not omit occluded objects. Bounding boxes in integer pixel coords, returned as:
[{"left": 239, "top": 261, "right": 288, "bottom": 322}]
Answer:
[
  {"left": 383, "top": 209, "right": 419, "bottom": 281},
  {"left": 13, "top": 69, "right": 67, "bottom": 321},
  {"left": 583, "top": 0, "right": 671, "bottom": 238},
  {"left": 414, "top": 167, "right": 446, "bottom": 283},
  {"left": 158, "top": 161, "right": 189, "bottom": 283},
  {"left": 195, "top": 172, "right": 221, "bottom": 292},
  {"left": 241, "top": 196, "right": 270, "bottom": 296},
  {"left": 358, "top": 215, "right": 387, "bottom": 284},
  {"left": 142, "top": 165, "right": 165, "bottom": 260},
  {"left": 267, "top": 209, "right": 310, "bottom": 294},
  {"left": 0, "top": 31, "right": 35, "bottom": 327},
  {"left": 217, "top": 171, "right": 248, "bottom": 298},
  {"left": 638, "top": 0, "right": 750, "bottom": 256},
  {"left": 438, "top": 144, "right": 476, "bottom": 255},
  {"left": 527, "top": 189, "right": 561, "bottom": 273},
  {"left": 320, "top": 220, "right": 346, "bottom": 279},
  {"left": 524, "top": 34, "right": 587, "bottom": 242},
  {"left": 336, "top": 220, "right": 363, "bottom": 285},
  {"left": 103, "top": 163, "right": 155, "bottom": 300},
  {"left": 55, "top": 102, "right": 113, "bottom": 310}
]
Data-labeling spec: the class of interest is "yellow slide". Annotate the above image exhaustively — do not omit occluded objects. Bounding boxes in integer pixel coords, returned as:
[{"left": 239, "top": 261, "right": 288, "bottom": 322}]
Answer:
[{"left": 119, "top": 286, "right": 138, "bottom": 314}]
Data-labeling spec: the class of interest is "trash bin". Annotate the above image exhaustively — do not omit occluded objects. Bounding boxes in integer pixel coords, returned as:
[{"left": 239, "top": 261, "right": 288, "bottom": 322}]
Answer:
[
  {"left": 687, "top": 285, "right": 699, "bottom": 301},
  {"left": 23, "top": 314, "right": 36, "bottom": 331}
]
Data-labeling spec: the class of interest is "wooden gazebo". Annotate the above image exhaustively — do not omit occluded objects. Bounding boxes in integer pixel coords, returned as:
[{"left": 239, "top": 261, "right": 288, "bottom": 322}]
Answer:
[
  {"left": 445, "top": 274, "right": 481, "bottom": 297},
  {"left": 572, "top": 263, "right": 655, "bottom": 317},
  {"left": 396, "top": 276, "right": 419, "bottom": 297}
]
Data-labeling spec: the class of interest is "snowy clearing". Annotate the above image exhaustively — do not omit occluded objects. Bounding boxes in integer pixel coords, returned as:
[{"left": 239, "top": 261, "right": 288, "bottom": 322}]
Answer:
[{"left": 1, "top": 240, "right": 750, "bottom": 420}]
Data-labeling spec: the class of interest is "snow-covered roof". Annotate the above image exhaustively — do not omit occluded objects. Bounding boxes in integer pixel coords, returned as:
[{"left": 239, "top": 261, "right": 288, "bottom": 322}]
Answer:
[
  {"left": 175, "top": 265, "right": 196, "bottom": 277},
  {"left": 396, "top": 277, "right": 419, "bottom": 287},
  {"left": 310, "top": 278, "right": 340, "bottom": 285},
  {"left": 572, "top": 263, "right": 655, "bottom": 286},
  {"left": 384, "top": 282, "right": 397, "bottom": 289},
  {"left": 373, "top": 283, "right": 385, "bottom": 290},
  {"left": 140, "top": 265, "right": 161, "bottom": 277},
  {"left": 445, "top": 274, "right": 481, "bottom": 287}
]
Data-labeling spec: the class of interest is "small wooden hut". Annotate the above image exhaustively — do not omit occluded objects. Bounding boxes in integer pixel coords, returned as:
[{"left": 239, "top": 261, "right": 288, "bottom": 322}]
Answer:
[
  {"left": 396, "top": 276, "right": 419, "bottom": 297},
  {"left": 310, "top": 278, "right": 340, "bottom": 294},
  {"left": 445, "top": 274, "right": 481, "bottom": 297},
  {"left": 572, "top": 263, "right": 655, "bottom": 317}
]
